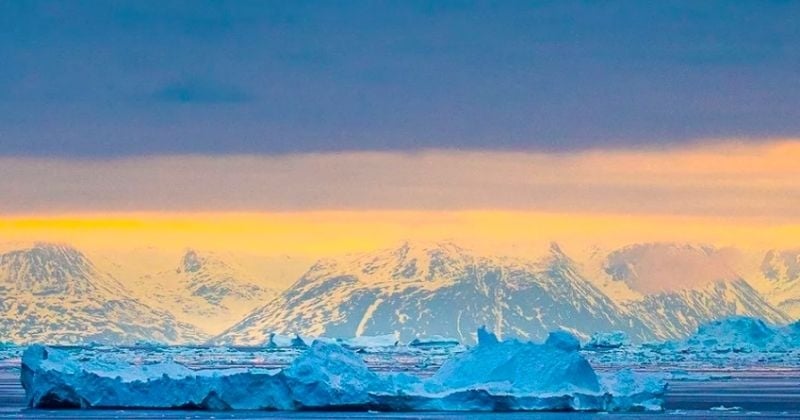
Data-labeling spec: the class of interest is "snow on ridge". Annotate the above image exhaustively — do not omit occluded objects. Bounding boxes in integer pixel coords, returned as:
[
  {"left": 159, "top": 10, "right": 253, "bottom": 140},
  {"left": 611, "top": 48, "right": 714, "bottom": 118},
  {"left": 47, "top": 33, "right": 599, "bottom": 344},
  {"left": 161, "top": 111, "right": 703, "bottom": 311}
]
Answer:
[
  {"left": 215, "top": 240, "right": 651, "bottom": 345},
  {"left": 219, "top": 240, "right": 794, "bottom": 346},
  {"left": 133, "top": 248, "right": 277, "bottom": 336},
  {"left": 762, "top": 248, "right": 800, "bottom": 318},
  {"left": 1, "top": 240, "right": 795, "bottom": 346},
  {"left": 0, "top": 244, "right": 206, "bottom": 345},
  {"left": 627, "top": 278, "right": 793, "bottom": 341}
]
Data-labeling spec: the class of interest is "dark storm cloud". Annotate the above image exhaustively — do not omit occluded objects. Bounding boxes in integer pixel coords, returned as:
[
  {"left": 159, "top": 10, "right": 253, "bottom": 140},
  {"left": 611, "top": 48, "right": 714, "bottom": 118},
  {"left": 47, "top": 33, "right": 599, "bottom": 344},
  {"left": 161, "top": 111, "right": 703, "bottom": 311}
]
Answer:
[{"left": 0, "top": 0, "right": 799, "bottom": 157}]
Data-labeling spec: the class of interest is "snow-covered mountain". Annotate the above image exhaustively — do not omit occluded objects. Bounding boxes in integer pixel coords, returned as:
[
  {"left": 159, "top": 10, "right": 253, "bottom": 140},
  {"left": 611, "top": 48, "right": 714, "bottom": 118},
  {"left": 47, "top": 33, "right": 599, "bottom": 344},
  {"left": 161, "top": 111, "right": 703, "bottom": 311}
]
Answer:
[
  {"left": 137, "top": 249, "right": 276, "bottom": 335},
  {"left": 761, "top": 248, "right": 800, "bottom": 318},
  {"left": 2, "top": 240, "right": 794, "bottom": 346},
  {"left": 0, "top": 243, "right": 205, "bottom": 345},
  {"left": 626, "top": 279, "right": 792, "bottom": 340},
  {"left": 604, "top": 243, "right": 793, "bottom": 339},
  {"left": 214, "top": 242, "right": 650, "bottom": 345}
]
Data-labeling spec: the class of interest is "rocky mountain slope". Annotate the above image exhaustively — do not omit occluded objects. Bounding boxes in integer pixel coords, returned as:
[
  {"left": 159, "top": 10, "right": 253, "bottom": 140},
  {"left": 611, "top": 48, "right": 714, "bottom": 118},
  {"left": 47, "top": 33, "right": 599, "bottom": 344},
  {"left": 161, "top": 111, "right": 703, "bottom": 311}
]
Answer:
[
  {"left": 1, "top": 241, "right": 794, "bottom": 346},
  {"left": 0, "top": 243, "right": 205, "bottom": 345},
  {"left": 603, "top": 243, "right": 792, "bottom": 339},
  {"left": 215, "top": 242, "right": 651, "bottom": 344},
  {"left": 137, "top": 249, "right": 276, "bottom": 335},
  {"left": 760, "top": 248, "right": 800, "bottom": 318},
  {"left": 218, "top": 242, "right": 794, "bottom": 345}
]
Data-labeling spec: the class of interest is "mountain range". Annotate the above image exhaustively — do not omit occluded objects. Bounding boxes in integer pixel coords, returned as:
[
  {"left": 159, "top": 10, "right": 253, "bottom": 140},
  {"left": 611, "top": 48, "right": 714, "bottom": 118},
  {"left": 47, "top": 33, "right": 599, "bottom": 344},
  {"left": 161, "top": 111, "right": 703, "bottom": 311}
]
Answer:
[
  {"left": 134, "top": 249, "right": 276, "bottom": 335},
  {"left": 0, "top": 241, "right": 797, "bottom": 345},
  {"left": 0, "top": 244, "right": 205, "bottom": 345}
]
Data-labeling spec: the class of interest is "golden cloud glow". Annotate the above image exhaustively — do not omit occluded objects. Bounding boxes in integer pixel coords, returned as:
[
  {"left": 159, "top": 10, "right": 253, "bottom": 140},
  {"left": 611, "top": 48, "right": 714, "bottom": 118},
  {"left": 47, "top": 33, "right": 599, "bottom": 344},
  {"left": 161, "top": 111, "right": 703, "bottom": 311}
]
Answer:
[
  {"left": 2, "top": 211, "right": 799, "bottom": 258},
  {"left": 0, "top": 140, "right": 799, "bottom": 220},
  {"left": 1, "top": 140, "right": 798, "bottom": 258}
]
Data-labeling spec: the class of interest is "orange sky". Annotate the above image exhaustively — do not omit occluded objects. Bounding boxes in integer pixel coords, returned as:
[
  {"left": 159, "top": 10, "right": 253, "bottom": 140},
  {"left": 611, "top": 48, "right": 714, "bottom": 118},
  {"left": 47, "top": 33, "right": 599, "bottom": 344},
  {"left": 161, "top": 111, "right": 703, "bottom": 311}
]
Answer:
[
  {"left": 2, "top": 211, "right": 799, "bottom": 258},
  {"left": 1, "top": 140, "right": 798, "bottom": 255}
]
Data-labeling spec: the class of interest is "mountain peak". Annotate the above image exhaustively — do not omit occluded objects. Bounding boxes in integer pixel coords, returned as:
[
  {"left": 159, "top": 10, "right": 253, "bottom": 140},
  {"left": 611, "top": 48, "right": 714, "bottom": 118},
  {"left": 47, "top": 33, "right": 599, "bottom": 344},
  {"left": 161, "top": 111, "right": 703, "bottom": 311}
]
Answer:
[
  {"left": 549, "top": 242, "right": 565, "bottom": 256},
  {"left": 28, "top": 242, "right": 86, "bottom": 261},
  {"left": 181, "top": 249, "right": 203, "bottom": 273},
  {"left": 357, "top": 240, "right": 475, "bottom": 282},
  {"left": 391, "top": 240, "right": 468, "bottom": 256},
  {"left": 0, "top": 242, "right": 93, "bottom": 284}
]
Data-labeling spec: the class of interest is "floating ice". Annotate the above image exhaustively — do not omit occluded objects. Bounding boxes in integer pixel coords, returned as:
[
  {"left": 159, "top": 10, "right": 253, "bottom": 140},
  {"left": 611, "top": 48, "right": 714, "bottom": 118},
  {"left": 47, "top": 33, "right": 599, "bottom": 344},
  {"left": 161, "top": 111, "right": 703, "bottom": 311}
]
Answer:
[
  {"left": 582, "top": 316, "right": 800, "bottom": 370},
  {"left": 710, "top": 405, "right": 743, "bottom": 411},
  {"left": 265, "top": 333, "right": 309, "bottom": 349},
  {"left": 339, "top": 333, "right": 400, "bottom": 349},
  {"left": 409, "top": 335, "right": 460, "bottom": 348},
  {"left": 683, "top": 316, "right": 793, "bottom": 353},
  {"left": 780, "top": 320, "right": 800, "bottom": 347},
  {"left": 0, "top": 342, "right": 21, "bottom": 363},
  {"left": 22, "top": 329, "right": 665, "bottom": 412},
  {"left": 585, "top": 331, "right": 629, "bottom": 350},
  {"left": 545, "top": 330, "right": 581, "bottom": 352},
  {"left": 427, "top": 328, "right": 599, "bottom": 394}
]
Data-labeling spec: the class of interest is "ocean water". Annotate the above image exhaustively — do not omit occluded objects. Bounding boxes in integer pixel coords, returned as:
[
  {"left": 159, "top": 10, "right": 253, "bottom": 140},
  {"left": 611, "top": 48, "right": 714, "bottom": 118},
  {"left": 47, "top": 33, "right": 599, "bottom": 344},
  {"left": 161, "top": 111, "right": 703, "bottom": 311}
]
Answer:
[{"left": 3, "top": 346, "right": 800, "bottom": 419}]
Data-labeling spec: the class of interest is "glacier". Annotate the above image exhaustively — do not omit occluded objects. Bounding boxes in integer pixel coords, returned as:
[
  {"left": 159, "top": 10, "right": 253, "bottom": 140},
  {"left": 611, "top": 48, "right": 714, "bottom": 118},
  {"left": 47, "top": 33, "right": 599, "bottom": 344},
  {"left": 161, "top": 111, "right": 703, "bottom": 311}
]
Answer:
[{"left": 21, "top": 329, "right": 665, "bottom": 412}]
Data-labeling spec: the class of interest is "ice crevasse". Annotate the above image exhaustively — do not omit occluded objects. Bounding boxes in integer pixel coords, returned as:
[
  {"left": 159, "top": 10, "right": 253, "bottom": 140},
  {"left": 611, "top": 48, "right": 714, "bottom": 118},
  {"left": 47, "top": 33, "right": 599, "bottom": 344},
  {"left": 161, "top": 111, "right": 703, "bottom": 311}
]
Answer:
[{"left": 21, "top": 328, "right": 665, "bottom": 412}]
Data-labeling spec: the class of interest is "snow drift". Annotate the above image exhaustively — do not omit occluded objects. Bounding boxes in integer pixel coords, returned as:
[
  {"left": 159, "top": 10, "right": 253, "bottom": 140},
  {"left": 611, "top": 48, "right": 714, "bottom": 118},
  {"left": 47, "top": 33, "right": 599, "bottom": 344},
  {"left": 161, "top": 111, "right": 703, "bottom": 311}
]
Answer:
[{"left": 21, "top": 328, "right": 665, "bottom": 412}]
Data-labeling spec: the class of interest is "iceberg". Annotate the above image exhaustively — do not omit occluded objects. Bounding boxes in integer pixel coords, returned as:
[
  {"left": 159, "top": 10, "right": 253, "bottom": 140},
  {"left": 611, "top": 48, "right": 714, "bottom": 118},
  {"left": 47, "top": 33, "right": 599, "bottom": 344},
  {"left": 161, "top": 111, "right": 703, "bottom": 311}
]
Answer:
[
  {"left": 265, "top": 333, "right": 309, "bottom": 349},
  {"left": 339, "top": 333, "right": 400, "bottom": 349},
  {"left": 545, "top": 330, "right": 581, "bottom": 352},
  {"left": 409, "top": 335, "right": 460, "bottom": 348},
  {"left": 683, "top": 316, "right": 792, "bottom": 353},
  {"left": 782, "top": 320, "right": 800, "bottom": 346},
  {"left": 420, "top": 329, "right": 663, "bottom": 411},
  {"left": 585, "top": 331, "right": 629, "bottom": 350},
  {"left": 0, "top": 342, "right": 21, "bottom": 364},
  {"left": 22, "top": 329, "right": 665, "bottom": 412},
  {"left": 582, "top": 317, "right": 800, "bottom": 370},
  {"left": 21, "top": 341, "right": 377, "bottom": 410}
]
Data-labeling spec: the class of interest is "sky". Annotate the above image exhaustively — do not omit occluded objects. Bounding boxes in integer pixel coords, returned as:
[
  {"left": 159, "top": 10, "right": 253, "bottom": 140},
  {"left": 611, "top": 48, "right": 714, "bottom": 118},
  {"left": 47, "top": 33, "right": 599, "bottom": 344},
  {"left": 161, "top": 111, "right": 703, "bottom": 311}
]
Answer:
[
  {"left": 1, "top": 1, "right": 799, "bottom": 256},
  {"left": 1, "top": 0, "right": 799, "bottom": 156}
]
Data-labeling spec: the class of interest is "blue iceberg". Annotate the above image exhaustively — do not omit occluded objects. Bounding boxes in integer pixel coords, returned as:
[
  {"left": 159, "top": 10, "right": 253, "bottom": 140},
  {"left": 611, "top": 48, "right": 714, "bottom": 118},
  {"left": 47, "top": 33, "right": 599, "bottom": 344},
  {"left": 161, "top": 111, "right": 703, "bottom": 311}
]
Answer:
[
  {"left": 265, "top": 333, "right": 309, "bottom": 349},
  {"left": 585, "top": 331, "right": 629, "bottom": 350},
  {"left": 677, "top": 316, "right": 799, "bottom": 353},
  {"left": 409, "top": 335, "right": 461, "bottom": 348},
  {"left": 21, "top": 329, "right": 665, "bottom": 412}
]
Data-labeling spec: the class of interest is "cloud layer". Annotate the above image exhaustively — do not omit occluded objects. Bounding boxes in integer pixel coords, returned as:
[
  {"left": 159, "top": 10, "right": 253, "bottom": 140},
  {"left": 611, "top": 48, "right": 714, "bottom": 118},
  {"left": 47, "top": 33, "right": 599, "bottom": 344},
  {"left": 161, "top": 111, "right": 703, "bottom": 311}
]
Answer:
[
  {"left": 1, "top": 1, "right": 799, "bottom": 156},
  {"left": 1, "top": 141, "right": 798, "bottom": 220}
]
